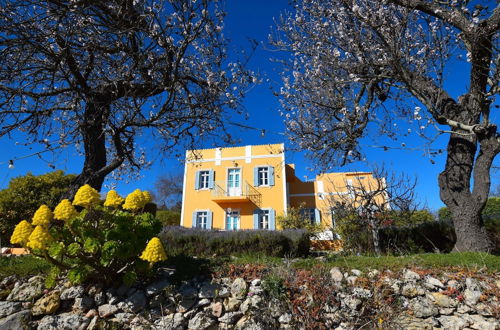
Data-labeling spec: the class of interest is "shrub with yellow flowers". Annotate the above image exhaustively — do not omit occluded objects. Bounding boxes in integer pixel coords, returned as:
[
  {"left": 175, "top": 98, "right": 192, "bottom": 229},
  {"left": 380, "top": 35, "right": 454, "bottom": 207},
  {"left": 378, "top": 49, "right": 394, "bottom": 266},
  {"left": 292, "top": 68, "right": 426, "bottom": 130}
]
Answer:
[{"left": 10, "top": 185, "right": 164, "bottom": 286}]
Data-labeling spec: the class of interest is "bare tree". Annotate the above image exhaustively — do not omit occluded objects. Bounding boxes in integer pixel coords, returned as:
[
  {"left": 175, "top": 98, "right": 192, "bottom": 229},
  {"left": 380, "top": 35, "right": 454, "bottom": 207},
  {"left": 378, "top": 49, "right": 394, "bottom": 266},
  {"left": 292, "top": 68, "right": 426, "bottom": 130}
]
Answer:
[
  {"left": 0, "top": 0, "right": 254, "bottom": 197},
  {"left": 155, "top": 172, "right": 183, "bottom": 210},
  {"left": 326, "top": 167, "right": 418, "bottom": 255},
  {"left": 272, "top": 0, "right": 499, "bottom": 252}
]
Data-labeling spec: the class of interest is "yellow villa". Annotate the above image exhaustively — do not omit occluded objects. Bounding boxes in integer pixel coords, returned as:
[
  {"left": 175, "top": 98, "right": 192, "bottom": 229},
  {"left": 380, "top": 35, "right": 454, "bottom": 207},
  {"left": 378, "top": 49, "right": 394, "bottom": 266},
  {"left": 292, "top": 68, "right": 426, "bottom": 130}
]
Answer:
[{"left": 180, "top": 143, "right": 382, "bottom": 234}]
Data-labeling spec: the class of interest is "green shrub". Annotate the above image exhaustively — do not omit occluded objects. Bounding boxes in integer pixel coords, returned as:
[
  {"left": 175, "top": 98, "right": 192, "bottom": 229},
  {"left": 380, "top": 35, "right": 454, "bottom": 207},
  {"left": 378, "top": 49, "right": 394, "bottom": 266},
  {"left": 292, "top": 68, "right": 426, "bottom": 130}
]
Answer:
[
  {"left": 261, "top": 274, "right": 287, "bottom": 299},
  {"left": 10, "top": 186, "right": 163, "bottom": 285},
  {"left": 156, "top": 210, "right": 181, "bottom": 226},
  {"left": 0, "top": 255, "right": 51, "bottom": 278},
  {"left": 0, "top": 171, "right": 75, "bottom": 244},
  {"left": 159, "top": 227, "right": 310, "bottom": 258},
  {"left": 276, "top": 203, "right": 322, "bottom": 234}
]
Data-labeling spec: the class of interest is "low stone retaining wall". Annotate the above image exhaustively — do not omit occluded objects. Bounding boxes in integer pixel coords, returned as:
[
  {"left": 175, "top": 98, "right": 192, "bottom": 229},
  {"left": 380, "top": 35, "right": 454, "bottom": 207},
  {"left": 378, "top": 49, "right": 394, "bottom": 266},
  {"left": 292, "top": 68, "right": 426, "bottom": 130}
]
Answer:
[{"left": 0, "top": 266, "right": 498, "bottom": 329}]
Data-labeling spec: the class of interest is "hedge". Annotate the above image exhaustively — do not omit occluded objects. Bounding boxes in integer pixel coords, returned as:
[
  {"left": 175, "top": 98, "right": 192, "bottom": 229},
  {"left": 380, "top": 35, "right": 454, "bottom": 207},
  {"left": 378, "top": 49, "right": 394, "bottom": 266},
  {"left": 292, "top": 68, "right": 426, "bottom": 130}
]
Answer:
[{"left": 159, "top": 227, "right": 310, "bottom": 257}]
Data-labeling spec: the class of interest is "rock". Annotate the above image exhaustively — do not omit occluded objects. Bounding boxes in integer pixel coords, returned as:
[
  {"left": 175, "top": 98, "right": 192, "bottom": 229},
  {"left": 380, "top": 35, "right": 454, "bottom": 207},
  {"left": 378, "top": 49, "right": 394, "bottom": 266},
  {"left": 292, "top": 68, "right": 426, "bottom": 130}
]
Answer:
[
  {"left": 188, "top": 312, "right": 216, "bottom": 330},
  {"left": 234, "top": 315, "right": 266, "bottom": 330},
  {"left": 112, "top": 312, "right": 134, "bottom": 324},
  {"left": 0, "top": 310, "right": 31, "bottom": 330},
  {"left": 145, "top": 279, "right": 170, "bottom": 297},
  {"left": 401, "top": 283, "right": 425, "bottom": 298},
  {"left": 438, "top": 315, "right": 469, "bottom": 329},
  {"left": 231, "top": 278, "right": 248, "bottom": 299},
  {"left": 197, "top": 298, "right": 211, "bottom": 307},
  {"left": 429, "top": 292, "right": 457, "bottom": 308},
  {"left": 156, "top": 313, "right": 185, "bottom": 330},
  {"left": 179, "top": 284, "right": 198, "bottom": 299},
  {"left": 464, "top": 288, "right": 482, "bottom": 305},
  {"left": 224, "top": 297, "right": 242, "bottom": 312},
  {"left": 278, "top": 313, "right": 292, "bottom": 324},
  {"left": 0, "top": 301, "right": 23, "bottom": 318},
  {"left": 409, "top": 297, "right": 439, "bottom": 318},
  {"left": 343, "top": 296, "right": 361, "bottom": 311},
  {"left": 346, "top": 276, "right": 358, "bottom": 285},
  {"left": 118, "top": 290, "right": 147, "bottom": 313},
  {"left": 7, "top": 276, "right": 44, "bottom": 301},
  {"left": 447, "top": 280, "right": 460, "bottom": 290},
  {"left": 199, "top": 282, "right": 221, "bottom": 299},
  {"left": 130, "top": 314, "right": 153, "bottom": 329},
  {"left": 392, "top": 315, "right": 434, "bottom": 330},
  {"left": 149, "top": 294, "right": 166, "bottom": 308},
  {"left": 465, "top": 278, "right": 481, "bottom": 291},
  {"left": 330, "top": 267, "right": 343, "bottom": 283},
  {"left": 403, "top": 269, "right": 421, "bottom": 282},
  {"left": 218, "top": 312, "right": 243, "bottom": 325},
  {"left": 211, "top": 302, "right": 224, "bottom": 318},
  {"left": 85, "top": 309, "right": 98, "bottom": 318},
  {"left": 350, "top": 269, "right": 361, "bottom": 276},
  {"left": 116, "top": 284, "right": 130, "bottom": 297},
  {"left": 37, "top": 312, "right": 90, "bottom": 330},
  {"left": 466, "top": 314, "right": 499, "bottom": 330},
  {"left": 475, "top": 303, "right": 493, "bottom": 316},
  {"left": 217, "top": 286, "right": 231, "bottom": 298},
  {"left": 98, "top": 304, "right": 119, "bottom": 318},
  {"left": 250, "top": 279, "right": 261, "bottom": 287},
  {"left": 0, "top": 275, "right": 18, "bottom": 288},
  {"left": 60, "top": 285, "right": 85, "bottom": 300},
  {"left": 32, "top": 290, "right": 61, "bottom": 316},
  {"left": 352, "top": 287, "right": 372, "bottom": 299},
  {"left": 424, "top": 276, "right": 444, "bottom": 290},
  {"left": 457, "top": 303, "right": 473, "bottom": 314},
  {"left": 86, "top": 316, "right": 98, "bottom": 330},
  {"left": 72, "top": 295, "right": 94, "bottom": 313},
  {"left": 439, "top": 307, "right": 455, "bottom": 315},
  {"left": 367, "top": 269, "right": 379, "bottom": 279},
  {"left": 93, "top": 292, "right": 106, "bottom": 306}
]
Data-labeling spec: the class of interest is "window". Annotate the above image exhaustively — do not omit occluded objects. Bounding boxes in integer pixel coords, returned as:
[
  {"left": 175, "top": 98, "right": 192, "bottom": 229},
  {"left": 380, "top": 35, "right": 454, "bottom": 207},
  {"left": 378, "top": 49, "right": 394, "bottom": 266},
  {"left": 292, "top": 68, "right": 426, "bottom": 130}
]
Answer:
[
  {"left": 259, "top": 209, "right": 269, "bottom": 229},
  {"left": 195, "top": 170, "right": 214, "bottom": 190},
  {"left": 196, "top": 211, "right": 208, "bottom": 229},
  {"left": 301, "top": 208, "right": 316, "bottom": 224},
  {"left": 253, "top": 208, "right": 275, "bottom": 230},
  {"left": 199, "top": 171, "right": 210, "bottom": 189},
  {"left": 254, "top": 166, "right": 274, "bottom": 187},
  {"left": 258, "top": 167, "right": 269, "bottom": 186}
]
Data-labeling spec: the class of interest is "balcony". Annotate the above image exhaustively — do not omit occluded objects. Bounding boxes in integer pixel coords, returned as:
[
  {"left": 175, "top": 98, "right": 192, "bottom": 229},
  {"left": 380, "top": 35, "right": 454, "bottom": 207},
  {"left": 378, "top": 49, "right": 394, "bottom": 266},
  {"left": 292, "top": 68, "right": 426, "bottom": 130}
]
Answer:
[{"left": 211, "top": 181, "right": 262, "bottom": 206}]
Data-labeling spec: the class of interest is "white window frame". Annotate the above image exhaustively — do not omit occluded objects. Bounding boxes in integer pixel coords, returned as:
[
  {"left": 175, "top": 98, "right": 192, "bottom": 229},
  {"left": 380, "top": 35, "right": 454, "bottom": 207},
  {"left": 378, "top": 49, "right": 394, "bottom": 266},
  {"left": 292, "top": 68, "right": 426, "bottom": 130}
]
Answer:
[
  {"left": 301, "top": 208, "right": 316, "bottom": 224},
  {"left": 199, "top": 170, "right": 210, "bottom": 189},
  {"left": 257, "top": 166, "right": 269, "bottom": 186},
  {"left": 259, "top": 209, "right": 270, "bottom": 230},
  {"left": 196, "top": 211, "right": 208, "bottom": 229}
]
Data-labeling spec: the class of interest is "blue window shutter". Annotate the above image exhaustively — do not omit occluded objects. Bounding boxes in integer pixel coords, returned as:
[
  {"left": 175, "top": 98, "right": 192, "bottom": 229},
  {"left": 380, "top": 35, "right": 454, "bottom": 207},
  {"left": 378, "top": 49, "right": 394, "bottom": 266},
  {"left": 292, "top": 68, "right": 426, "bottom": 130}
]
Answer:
[
  {"left": 253, "top": 167, "right": 259, "bottom": 187},
  {"left": 192, "top": 212, "right": 197, "bottom": 228},
  {"left": 269, "top": 166, "right": 275, "bottom": 186},
  {"left": 208, "top": 170, "right": 215, "bottom": 189},
  {"left": 253, "top": 209, "right": 259, "bottom": 229},
  {"left": 269, "top": 208, "right": 276, "bottom": 230},
  {"left": 314, "top": 208, "right": 321, "bottom": 225},
  {"left": 207, "top": 210, "right": 213, "bottom": 229},
  {"left": 194, "top": 171, "right": 200, "bottom": 190}
]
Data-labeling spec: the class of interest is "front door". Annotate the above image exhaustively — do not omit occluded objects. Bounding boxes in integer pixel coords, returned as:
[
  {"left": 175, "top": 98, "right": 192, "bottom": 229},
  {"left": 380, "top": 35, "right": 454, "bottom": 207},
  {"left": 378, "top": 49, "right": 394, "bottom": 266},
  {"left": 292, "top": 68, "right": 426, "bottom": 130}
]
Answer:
[
  {"left": 226, "top": 210, "right": 240, "bottom": 230},
  {"left": 227, "top": 168, "right": 241, "bottom": 196}
]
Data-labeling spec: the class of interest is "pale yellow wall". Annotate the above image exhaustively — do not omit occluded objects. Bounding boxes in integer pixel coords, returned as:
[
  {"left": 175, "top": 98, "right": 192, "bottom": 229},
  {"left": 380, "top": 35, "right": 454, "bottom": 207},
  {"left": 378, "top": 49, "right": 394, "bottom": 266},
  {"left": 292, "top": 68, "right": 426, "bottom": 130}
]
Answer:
[{"left": 182, "top": 144, "right": 287, "bottom": 230}]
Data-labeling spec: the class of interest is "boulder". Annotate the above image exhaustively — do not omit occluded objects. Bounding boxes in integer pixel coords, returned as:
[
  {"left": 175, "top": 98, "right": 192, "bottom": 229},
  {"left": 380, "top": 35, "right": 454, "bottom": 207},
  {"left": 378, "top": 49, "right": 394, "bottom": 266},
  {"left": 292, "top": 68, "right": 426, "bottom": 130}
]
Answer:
[
  {"left": 218, "top": 312, "right": 243, "bottom": 325},
  {"left": 145, "top": 279, "right": 170, "bottom": 297},
  {"left": 72, "top": 295, "right": 94, "bottom": 313},
  {"left": 60, "top": 286, "right": 85, "bottom": 300},
  {"left": 211, "top": 302, "right": 224, "bottom": 318},
  {"left": 231, "top": 278, "right": 248, "bottom": 299},
  {"left": 424, "top": 276, "right": 444, "bottom": 290},
  {"left": 7, "top": 276, "right": 44, "bottom": 301},
  {"left": 199, "top": 282, "right": 221, "bottom": 299},
  {"left": 429, "top": 292, "right": 457, "bottom": 308},
  {"left": 32, "top": 290, "right": 61, "bottom": 316},
  {"left": 0, "top": 301, "right": 23, "bottom": 318},
  {"left": 409, "top": 297, "right": 439, "bottom": 318},
  {"left": 224, "top": 297, "right": 241, "bottom": 312},
  {"left": 37, "top": 312, "right": 90, "bottom": 330},
  {"left": 118, "top": 290, "right": 147, "bottom": 313},
  {"left": 155, "top": 313, "right": 185, "bottom": 330},
  {"left": 98, "top": 304, "right": 119, "bottom": 318},
  {"left": 0, "top": 310, "right": 31, "bottom": 330},
  {"left": 188, "top": 312, "right": 216, "bottom": 330},
  {"left": 403, "top": 269, "right": 421, "bottom": 282}
]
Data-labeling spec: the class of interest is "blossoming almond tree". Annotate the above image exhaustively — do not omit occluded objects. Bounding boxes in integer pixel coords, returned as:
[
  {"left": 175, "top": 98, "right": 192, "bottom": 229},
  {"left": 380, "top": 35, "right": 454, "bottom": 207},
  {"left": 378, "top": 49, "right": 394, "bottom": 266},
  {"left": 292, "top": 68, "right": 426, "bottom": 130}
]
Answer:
[
  {"left": 0, "top": 0, "right": 254, "bottom": 196},
  {"left": 272, "top": 0, "right": 499, "bottom": 252}
]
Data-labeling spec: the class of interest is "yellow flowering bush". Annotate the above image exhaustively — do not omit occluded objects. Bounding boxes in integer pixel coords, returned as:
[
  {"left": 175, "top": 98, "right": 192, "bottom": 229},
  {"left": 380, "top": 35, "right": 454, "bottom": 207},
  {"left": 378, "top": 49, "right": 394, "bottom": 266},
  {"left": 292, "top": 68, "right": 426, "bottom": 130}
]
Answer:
[
  {"left": 10, "top": 184, "right": 162, "bottom": 285},
  {"left": 32, "top": 204, "right": 53, "bottom": 226},
  {"left": 104, "top": 190, "right": 124, "bottom": 208},
  {"left": 10, "top": 220, "right": 33, "bottom": 245},
  {"left": 123, "top": 189, "right": 150, "bottom": 211},
  {"left": 26, "top": 225, "right": 53, "bottom": 250},
  {"left": 72, "top": 184, "right": 100, "bottom": 208},
  {"left": 140, "top": 237, "right": 167, "bottom": 263},
  {"left": 142, "top": 191, "right": 152, "bottom": 204},
  {"left": 53, "top": 199, "right": 77, "bottom": 221}
]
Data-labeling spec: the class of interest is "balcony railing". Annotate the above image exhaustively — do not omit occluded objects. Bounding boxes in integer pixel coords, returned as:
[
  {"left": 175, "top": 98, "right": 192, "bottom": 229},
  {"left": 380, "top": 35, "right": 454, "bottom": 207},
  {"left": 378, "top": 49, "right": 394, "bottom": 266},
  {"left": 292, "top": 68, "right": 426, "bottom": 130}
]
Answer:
[{"left": 211, "top": 181, "right": 262, "bottom": 206}]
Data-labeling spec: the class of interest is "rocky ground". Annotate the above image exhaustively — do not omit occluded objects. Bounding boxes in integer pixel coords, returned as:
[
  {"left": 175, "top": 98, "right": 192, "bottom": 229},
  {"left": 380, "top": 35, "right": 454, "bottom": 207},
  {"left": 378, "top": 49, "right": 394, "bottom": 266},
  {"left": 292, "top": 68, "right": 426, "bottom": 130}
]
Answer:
[{"left": 0, "top": 266, "right": 498, "bottom": 329}]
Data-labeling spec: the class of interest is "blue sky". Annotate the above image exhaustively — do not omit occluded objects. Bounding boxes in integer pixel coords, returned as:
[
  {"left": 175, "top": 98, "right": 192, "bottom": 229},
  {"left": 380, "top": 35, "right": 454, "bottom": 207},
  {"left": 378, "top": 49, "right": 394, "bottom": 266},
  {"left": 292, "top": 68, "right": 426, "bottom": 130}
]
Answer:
[{"left": 0, "top": 0, "right": 498, "bottom": 211}]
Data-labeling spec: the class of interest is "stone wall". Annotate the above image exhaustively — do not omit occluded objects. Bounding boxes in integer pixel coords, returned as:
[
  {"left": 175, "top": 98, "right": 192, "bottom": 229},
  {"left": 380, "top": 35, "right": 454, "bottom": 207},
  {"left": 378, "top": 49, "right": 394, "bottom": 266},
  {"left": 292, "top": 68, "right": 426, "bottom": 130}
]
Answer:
[{"left": 0, "top": 266, "right": 498, "bottom": 329}]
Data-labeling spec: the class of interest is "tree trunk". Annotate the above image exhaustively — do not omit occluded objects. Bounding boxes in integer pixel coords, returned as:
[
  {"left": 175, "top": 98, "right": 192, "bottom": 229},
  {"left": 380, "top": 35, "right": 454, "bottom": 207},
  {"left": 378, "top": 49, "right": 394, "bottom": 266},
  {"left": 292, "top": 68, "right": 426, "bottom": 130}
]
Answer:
[
  {"left": 368, "top": 215, "right": 381, "bottom": 255},
  {"left": 66, "top": 103, "right": 109, "bottom": 199},
  {"left": 438, "top": 124, "right": 494, "bottom": 252}
]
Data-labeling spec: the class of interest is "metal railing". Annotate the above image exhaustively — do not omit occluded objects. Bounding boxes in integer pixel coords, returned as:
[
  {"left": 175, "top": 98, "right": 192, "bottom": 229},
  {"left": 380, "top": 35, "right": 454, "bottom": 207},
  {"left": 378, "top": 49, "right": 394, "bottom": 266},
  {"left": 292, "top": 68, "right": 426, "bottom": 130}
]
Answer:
[{"left": 212, "top": 181, "right": 262, "bottom": 206}]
